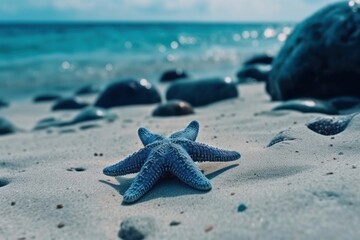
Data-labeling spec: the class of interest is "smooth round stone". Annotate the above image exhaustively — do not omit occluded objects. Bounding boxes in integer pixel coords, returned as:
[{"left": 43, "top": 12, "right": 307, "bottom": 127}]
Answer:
[
  {"left": 95, "top": 79, "right": 161, "bottom": 108},
  {"left": 152, "top": 100, "right": 194, "bottom": 117},
  {"left": 267, "top": 2, "right": 360, "bottom": 100},
  {"left": 75, "top": 84, "right": 100, "bottom": 95},
  {"left": 71, "top": 107, "right": 117, "bottom": 124},
  {"left": 160, "top": 69, "right": 189, "bottom": 82},
  {"left": 166, "top": 77, "right": 239, "bottom": 107},
  {"left": 237, "top": 65, "right": 270, "bottom": 83},
  {"left": 306, "top": 114, "right": 355, "bottom": 136},
  {"left": 243, "top": 54, "right": 273, "bottom": 66},
  {"left": 272, "top": 99, "right": 338, "bottom": 115},
  {"left": 328, "top": 96, "right": 360, "bottom": 111},
  {"left": 0, "top": 99, "right": 9, "bottom": 108},
  {"left": 33, "top": 93, "right": 62, "bottom": 103},
  {"left": 51, "top": 98, "right": 88, "bottom": 111},
  {"left": 0, "top": 117, "right": 17, "bottom": 135}
]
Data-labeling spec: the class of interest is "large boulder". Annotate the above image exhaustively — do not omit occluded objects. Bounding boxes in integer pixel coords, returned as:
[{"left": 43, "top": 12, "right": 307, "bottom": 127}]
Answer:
[
  {"left": 267, "top": 2, "right": 360, "bottom": 100},
  {"left": 166, "top": 77, "right": 238, "bottom": 107},
  {"left": 95, "top": 79, "right": 161, "bottom": 108}
]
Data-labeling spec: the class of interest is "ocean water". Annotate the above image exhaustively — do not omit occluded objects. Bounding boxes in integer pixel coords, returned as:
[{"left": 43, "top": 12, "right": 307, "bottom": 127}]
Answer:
[{"left": 0, "top": 22, "right": 294, "bottom": 100}]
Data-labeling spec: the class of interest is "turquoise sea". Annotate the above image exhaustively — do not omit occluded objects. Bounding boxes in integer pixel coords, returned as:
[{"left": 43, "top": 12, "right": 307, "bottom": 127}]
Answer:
[{"left": 0, "top": 22, "right": 293, "bottom": 99}]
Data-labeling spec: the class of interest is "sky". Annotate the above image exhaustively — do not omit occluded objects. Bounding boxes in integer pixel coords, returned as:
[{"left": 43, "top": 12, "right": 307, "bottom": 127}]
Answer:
[{"left": 0, "top": 0, "right": 342, "bottom": 22}]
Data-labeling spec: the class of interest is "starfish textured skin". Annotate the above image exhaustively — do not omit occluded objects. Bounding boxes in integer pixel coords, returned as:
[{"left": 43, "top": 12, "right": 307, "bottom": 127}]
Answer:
[{"left": 103, "top": 121, "right": 241, "bottom": 203}]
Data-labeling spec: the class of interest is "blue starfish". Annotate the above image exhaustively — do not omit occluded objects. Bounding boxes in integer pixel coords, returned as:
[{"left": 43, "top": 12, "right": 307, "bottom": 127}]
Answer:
[{"left": 103, "top": 121, "right": 241, "bottom": 203}]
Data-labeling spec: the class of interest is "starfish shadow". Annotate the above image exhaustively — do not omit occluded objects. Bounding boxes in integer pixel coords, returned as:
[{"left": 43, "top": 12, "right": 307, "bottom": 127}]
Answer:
[{"left": 99, "top": 163, "right": 239, "bottom": 205}]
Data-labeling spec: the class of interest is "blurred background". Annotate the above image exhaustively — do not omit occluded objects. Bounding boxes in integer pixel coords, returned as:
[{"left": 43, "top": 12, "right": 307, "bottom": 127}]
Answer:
[{"left": 0, "top": 0, "right": 339, "bottom": 100}]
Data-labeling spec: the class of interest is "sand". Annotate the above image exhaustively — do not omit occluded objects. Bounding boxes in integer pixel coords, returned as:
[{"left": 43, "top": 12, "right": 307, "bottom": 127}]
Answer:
[{"left": 1, "top": 83, "right": 359, "bottom": 240}]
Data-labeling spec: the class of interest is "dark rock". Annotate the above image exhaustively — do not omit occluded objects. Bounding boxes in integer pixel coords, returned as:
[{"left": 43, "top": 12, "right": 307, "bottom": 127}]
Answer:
[
  {"left": 237, "top": 203, "right": 247, "bottom": 212},
  {"left": 328, "top": 96, "right": 360, "bottom": 111},
  {"left": 71, "top": 107, "right": 117, "bottom": 125},
  {"left": 0, "top": 178, "right": 10, "bottom": 187},
  {"left": 75, "top": 84, "right": 100, "bottom": 95},
  {"left": 79, "top": 124, "right": 100, "bottom": 130},
  {"left": 33, "top": 93, "right": 62, "bottom": 103},
  {"left": 51, "top": 98, "right": 88, "bottom": 111},
  {"left": 95, "top": 79, "right": 161, "bottom": 108},
  {"left": 306, "top": 114, "right": 355, "bottom": 136},
  {"left": 0, "top": 117, "right": 17, "bottom": 135},
  {"left": 267, "top": 2, "right": 360, "bottom": 100},
  {"left": 237, "top": 65, "right": 270, "bottom": 83},
  {"left": 169, "top": 221, "right": 181, "bottom": 226},
  {"left": 243, "top": 54, "right": 273, "bottom": 65},
  {"left": 166, "top": 77, "right": 238, "bottom": 107},
  {"left": 160, "top": 69, "right": 189, "bottom": 82},
  {"left": 33, "top": 107, "right": 116, "bottom": 130},
  {"left": 152, "top": 100, "right": 194, "bottom": 117},
  {"left": 0, "top": 99, "right": 9, "bottom": 108},
  {"left": 118, "top": 216, "right": 156, "bottom": 240},
  {"left": 33, "top": 117, "right": 61, "bottom": 130},
  {"left": 267, "top": 130, "right": 296, "bottom": 147},
  {"left": 272, "top": 99, "right": 338, "bottom": 114}
]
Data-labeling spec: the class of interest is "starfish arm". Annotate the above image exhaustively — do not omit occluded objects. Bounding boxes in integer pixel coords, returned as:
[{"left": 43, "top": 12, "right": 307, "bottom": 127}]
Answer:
[
  {"left": 138, "top": 127, "right": 165, "bottom": 146},
  {"left": 103, "top": 148, "right": 150, "bottom": 176},
  {"left": 178, "top": 140, "right": 241, "bottom": 162},
  {"left": 169, "top": 145, "right": 212, "bottom": 190},
  {"left": 123, "top": 151, "right": 165, "bottom": 203},
  {"left": 169, "top": 120, "right": 199, "bottom": 141}
]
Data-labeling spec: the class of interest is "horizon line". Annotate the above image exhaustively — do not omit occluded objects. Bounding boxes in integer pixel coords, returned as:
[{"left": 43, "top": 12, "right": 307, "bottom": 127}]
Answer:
[{"left": 0, "top": 19, "right": 297, "bottom": 25}]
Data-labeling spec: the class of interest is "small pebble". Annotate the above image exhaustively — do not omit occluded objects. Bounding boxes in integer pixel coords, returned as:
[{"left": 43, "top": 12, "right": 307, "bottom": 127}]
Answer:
[
  {"left": 169, "top": 221, "right": 181, "bottom": 226},
  {"left": 204, "top": 225, "right": 213, "bottom": 233},
  {"left": 237, "top": 203, "right": 247, "bottom": 212},
  {"left": 74, "top": 167, "right": 85, "bottom": 172},
  {"left": 57, "top": 223, "right": 65, "bottom": 228}
]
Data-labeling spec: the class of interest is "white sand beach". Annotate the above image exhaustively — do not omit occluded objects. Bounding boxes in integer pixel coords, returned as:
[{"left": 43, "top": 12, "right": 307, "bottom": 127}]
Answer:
[{"left": 1, "top": 83, "right": 359, "bottom": 240}]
